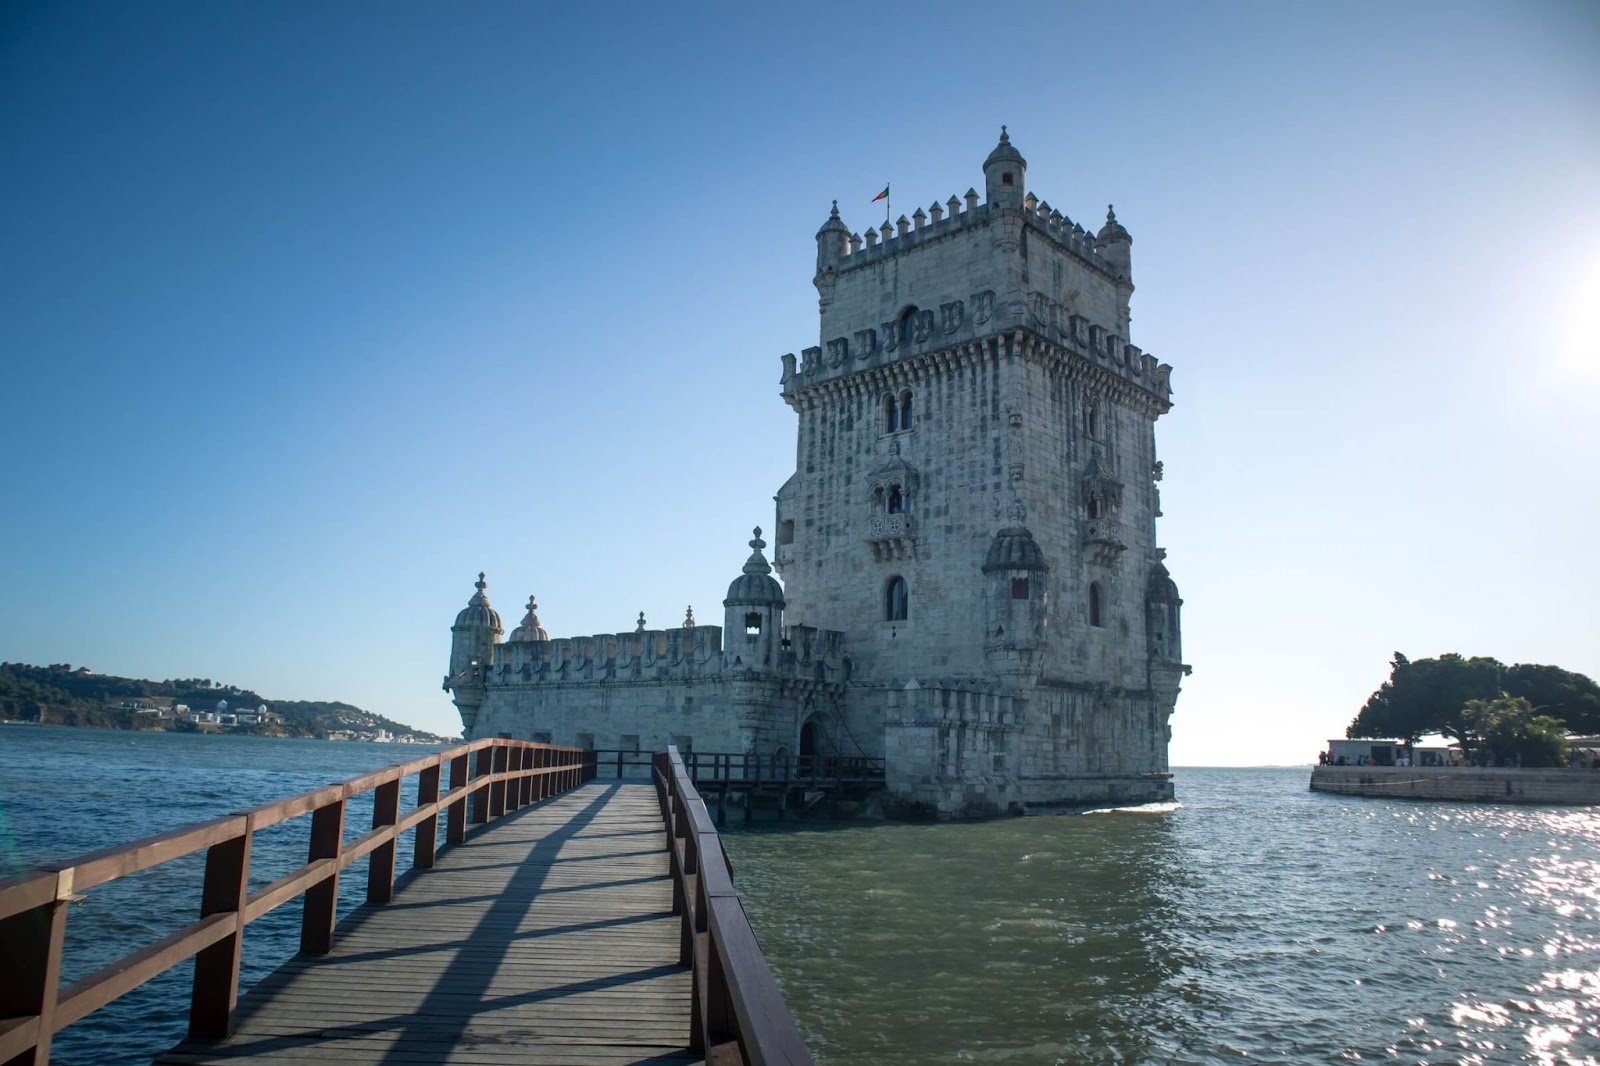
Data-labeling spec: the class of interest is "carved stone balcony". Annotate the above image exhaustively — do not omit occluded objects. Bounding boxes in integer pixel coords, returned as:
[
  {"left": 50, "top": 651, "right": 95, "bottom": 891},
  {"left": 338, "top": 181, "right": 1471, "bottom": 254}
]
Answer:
[
  {"left": 867, "top": 512, "right": 915, "bottom": 562},
  {"left": 1083, "top": 518, "right": 1126, "bottom": 567}
]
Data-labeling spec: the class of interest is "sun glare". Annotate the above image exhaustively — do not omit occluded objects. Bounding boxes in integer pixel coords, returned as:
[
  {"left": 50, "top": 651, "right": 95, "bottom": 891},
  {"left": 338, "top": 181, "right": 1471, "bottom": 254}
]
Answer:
[{"left": 1553, "top": 251, "right": 1600, "bottom": 387}]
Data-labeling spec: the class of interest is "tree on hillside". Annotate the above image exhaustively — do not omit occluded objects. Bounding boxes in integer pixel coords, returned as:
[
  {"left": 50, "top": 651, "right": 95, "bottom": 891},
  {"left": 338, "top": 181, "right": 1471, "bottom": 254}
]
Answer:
[{"left": 1462, "top": 695, "right": 1569, "bottom": 767}]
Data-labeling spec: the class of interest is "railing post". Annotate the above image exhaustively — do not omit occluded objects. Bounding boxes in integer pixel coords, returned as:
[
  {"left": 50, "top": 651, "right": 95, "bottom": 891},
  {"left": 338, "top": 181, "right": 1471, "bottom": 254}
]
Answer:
[
  {"left": 446, "top": 752, "right": 469, "bottom": 845},
  {"left": 188, "top": 822, "right": 252, "bottom": 1039},
  {"left": 0, "top": 868, "right": 70, "bottom": 1065},
  {"left": 470, "top": 746, "right": 493, "bottom": 825},
  {"left": 367, "top": 776, "right": 402, "bottom": 904},
  {"left": 521, "top": 746, "right": 536, "bottom": 806},
  {"left": 299, "top": 791, "right": 346, "bottom": 955},
  {"left": 615, "top": 749, "right": 624, "bottom": 779},
  {"left": 414, "top": 760, "right": 442, "bottom": 870},
  {"left": 489, "top": 744, "right": 508, "bottom": 819}
]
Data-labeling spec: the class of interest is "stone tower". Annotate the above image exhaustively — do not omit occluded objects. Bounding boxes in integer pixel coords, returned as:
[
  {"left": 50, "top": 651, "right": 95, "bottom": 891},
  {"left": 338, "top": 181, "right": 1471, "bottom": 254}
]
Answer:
[{"left": 774, "top": 128, "right": 1187, "bottom": 815}]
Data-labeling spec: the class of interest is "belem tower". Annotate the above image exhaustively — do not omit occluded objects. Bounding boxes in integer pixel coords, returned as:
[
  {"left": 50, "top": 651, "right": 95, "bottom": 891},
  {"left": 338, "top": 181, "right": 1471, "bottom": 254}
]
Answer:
[{"left": 445, "top": 129, "right": 1189, "bottom": 817}]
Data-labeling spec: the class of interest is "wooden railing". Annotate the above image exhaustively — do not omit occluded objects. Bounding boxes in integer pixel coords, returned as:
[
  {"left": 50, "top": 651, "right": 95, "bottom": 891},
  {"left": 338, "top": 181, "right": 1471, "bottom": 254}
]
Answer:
[
  {"left": 0, "top": 738, "right": 590, "bottom": 1066},
  {"left": 653, "top": 746, "right": 812, "bottom": 1065},
  {"left": 593, "top": 748, "right": 885, "bottom": 785}
]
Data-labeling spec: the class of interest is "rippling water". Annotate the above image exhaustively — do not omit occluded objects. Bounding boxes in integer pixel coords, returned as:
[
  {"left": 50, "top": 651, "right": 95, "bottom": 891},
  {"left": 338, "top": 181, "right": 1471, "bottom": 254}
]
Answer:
[
  {"left": 2, "top": 729, "right": 1597, "bottom": 1065},
  {"left": 726, "top": 768, "right": 1600, "bottom": 1065}
]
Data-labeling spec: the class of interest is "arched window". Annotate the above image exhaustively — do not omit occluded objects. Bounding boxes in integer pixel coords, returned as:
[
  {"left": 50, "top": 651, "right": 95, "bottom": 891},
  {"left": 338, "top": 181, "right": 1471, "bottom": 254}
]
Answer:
[
  {"left": 1087, "top": 495, "right": 1101, "bottom": 519},
  {"left": 872, "top": 486, "right": 885, "bottom": 511},
  {"left": 899, "top": 306, "right": 919, "bottom": 347},
  {"left": 1088, "top": 582, "right": 1104, "bottom": 628},
  {"left": 885, "top": 576, "right": 908, "bottom": 621},
  {"left": 887, "top": 484, "right": 903, "bottom": 514},
  {"left": 900, "top": 391, "right": 913, "bottom": 429},
  {"left": 884, "top": 394, "right": 898, "bottom": 433}
]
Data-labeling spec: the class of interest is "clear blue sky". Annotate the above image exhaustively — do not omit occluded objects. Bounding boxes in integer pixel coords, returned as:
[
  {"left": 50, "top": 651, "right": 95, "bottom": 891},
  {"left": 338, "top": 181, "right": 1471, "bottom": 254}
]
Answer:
[{"left": 3, "top": 1, "right": 1596, "bottom": 762}]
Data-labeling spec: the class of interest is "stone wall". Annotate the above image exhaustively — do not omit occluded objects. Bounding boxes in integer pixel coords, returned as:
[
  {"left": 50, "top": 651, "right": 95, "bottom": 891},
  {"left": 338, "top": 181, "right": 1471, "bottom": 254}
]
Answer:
[{"left": 1309, "top": 766, "right": 1600, "bottom": 805}]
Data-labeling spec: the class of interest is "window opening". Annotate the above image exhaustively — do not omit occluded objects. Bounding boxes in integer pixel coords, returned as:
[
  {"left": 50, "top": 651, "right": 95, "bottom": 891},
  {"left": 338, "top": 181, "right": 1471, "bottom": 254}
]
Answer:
[
  {"left": 1089, "top": 582, "right": 1104, "bottom": 628},
  {"left": 899, "top": 306, "right": 919, "bottom": 347},
  {"left": 777, "top": 519, "right": 795, "bottom": 545},
  {"left": 900, "top": 391, "right": 913, "bottom": 429},
  {"left": 885, "top": 576, "right": 908, "bottom": 621},
  {"left": 887, "top": 484, "right": 903, "bottom": 514},
  {"left": 1002, "top": 172, "right": 1014, "bottom": 186},
  {"left": 1088, "top": 495, "right": 1100, "bottom": 519},
  {"left": 744, "top": 612, "right": 762, "bottom": 636},
  {"left": 884, "top": 394, "right": 898, "bottom": 433},
  {"left": 1084, "top": 402, "right": 1098, "bottom": 439},
  {"left": 1011, "top": 577, "right": 1030, "bottom": 600}
]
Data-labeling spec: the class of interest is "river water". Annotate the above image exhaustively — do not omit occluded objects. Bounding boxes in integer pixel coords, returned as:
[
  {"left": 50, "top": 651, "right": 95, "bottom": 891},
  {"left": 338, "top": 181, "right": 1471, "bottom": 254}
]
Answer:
[{"left": 1, "top": 728, "right": 1596, "bottom": 1065}]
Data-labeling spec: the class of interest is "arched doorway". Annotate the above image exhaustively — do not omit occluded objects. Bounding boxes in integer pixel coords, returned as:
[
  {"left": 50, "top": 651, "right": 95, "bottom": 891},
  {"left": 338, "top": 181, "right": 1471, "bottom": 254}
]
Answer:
[{"left": 799, "top": 719, "right": 820, "bottom": 759}]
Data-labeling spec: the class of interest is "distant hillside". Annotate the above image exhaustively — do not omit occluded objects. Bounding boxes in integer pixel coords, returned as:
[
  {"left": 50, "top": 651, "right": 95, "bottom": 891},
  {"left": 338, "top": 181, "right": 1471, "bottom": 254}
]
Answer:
[{"left": 0, "top": 662, "right": 453, "bottom": 743}]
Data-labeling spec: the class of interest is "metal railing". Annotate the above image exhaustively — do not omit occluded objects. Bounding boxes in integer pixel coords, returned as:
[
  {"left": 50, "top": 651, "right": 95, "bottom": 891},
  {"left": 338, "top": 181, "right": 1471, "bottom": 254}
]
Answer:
[
  {"left": 653, "top": 746, "right": 812, "bottom": 1065},
  {"left": 0, "top": 738, "right": 590, "bottom": 1065}
]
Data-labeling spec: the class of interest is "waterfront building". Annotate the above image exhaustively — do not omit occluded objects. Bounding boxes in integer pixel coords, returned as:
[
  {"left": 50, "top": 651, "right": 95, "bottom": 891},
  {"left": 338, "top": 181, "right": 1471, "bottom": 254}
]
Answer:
[{"left": 445, "top": 130, "right": 1188, "bottom": 816}]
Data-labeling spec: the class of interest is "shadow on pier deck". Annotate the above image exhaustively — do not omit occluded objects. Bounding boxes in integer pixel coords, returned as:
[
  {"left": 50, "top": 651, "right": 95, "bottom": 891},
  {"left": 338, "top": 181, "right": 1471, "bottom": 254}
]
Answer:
[{"left": 0, "top": 742, "right": 810, "bottom": 1066}]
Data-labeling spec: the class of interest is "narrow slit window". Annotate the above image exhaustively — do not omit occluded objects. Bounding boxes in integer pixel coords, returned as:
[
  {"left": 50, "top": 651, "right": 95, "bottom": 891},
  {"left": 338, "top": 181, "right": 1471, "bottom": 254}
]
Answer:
[
  {"left": 884, "top": 395, "right": 898, "bottom": 433},
  {"left": 887, "top": 484, "right": 903, "bottom": 514},
  {"left": 900, "top": 391, "right": 913, "bottom": 429},
  {"left": 1089, "top": 582, "right": 1104, "bottom": 628}
]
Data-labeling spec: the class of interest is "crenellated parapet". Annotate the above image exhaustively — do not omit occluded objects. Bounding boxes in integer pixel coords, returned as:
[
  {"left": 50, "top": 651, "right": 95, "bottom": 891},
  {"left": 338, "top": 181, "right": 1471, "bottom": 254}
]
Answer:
[{"left": 460, "top": 622, "right": 850, "bottom": 691}]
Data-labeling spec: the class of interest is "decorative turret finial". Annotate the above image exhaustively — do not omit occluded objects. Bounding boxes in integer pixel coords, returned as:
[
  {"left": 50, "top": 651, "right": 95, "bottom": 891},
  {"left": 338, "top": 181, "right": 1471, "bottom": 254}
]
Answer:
[
  {"left": 636, "top": 611, "right": 647, "bottom": 632},
  {"left": 1107, "top": 203, "right": 1116, "bottom": 224},
  {"left": 476, "top": 572, "right": 487, "bottom": 592},
  {"left": 1000, "top": 124, "right": 1009, "bottom": 142},
  {"left": 830, "top": 199, "right": 839, "bottom": 218},
  {"left": 742, "top": 527, "right": 773, "bottom": 576},
  {"left": 527, "top": 595, "right": 538, "bottom": 615},
  {"left": 683, "top": 606, "right": 696, "bottom": 628}
]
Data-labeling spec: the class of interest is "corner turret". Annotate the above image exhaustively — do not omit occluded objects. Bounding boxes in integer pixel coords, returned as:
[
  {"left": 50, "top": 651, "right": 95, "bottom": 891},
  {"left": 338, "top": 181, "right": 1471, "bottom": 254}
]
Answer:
[
  {"left": 1096, "top": 204, "right": 1132, "bottom": 278},
  {"left": 722, "top": 527, "right": 785, "bottom": 670},
  {"left": 445, "top": 572, "right": 503, "bottom": 734},
  {"left": 983, "top": 126, "right": 1027, "bottom": 210},
  {"left": 815, "top": 200, "right": 850, "bottom": 273}
]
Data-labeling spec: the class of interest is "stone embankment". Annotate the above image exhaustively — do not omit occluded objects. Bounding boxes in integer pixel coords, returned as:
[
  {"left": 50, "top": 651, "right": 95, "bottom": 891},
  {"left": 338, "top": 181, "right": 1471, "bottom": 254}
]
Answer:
[{"left": 1310, "top": 765, "right": 1600, "bottom": 804}]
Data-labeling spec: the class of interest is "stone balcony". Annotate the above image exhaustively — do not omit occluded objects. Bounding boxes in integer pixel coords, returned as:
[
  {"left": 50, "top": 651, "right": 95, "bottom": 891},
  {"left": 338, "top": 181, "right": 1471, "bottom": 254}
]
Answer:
[
  {"left": 868, "top": 512, "right": 915, "bottom": 562},
  {"left": 1083, "top": 517, "right": 1126, "bottom": 567}
]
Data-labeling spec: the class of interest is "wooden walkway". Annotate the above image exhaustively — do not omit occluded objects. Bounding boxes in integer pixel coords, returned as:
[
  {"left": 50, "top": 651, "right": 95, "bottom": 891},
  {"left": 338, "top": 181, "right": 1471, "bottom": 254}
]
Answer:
[{"left": 154, "top": 782, "right": 701, "bottom": 1066}]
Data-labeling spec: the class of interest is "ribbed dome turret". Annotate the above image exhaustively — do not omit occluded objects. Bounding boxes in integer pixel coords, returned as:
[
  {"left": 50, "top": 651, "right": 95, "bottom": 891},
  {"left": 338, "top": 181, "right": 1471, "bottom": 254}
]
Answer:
[
  {"left": 815, "top": 200, "right": 850, "bottom": 239},
  {"left": 984, "top": 125, "right": 1027, "bottom": 169},
  {"left": 1097, "top": 203, "right": 1130, "bottom": 244},
  {"left": 723, "top": 528, "right": 786, "bottom": 606},
  {"left": 454, "top": 572, "right": 503, "bottom": 631},
  {"left": 982, "top": 526, "right": 1050, "bottom": 572},
  {"left": 1147, "top": 560, "right": 1182, "bottom": 603},
  {"left": 509, "top": 595, "right": 548, "bottom": 642}
]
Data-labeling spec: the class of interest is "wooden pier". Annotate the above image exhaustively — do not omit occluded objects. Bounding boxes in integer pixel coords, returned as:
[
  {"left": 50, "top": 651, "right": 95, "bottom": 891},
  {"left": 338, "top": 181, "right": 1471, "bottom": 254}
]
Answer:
[{"left": 0, "top": 742, "right": 811, "bottom": 1066}]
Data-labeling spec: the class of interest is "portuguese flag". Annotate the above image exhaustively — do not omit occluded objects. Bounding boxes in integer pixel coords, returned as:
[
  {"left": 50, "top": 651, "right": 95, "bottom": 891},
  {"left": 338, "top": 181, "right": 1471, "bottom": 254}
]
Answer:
[{"left": 871, "top": 184, "right": 889, "bottom": 203}]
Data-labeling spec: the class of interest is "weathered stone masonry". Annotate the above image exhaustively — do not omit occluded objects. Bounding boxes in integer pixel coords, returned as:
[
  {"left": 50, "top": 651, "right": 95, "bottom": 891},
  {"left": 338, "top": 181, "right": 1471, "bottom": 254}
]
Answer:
[{"left": 445, "top": 129, "right": 1190, "bottom": 817}]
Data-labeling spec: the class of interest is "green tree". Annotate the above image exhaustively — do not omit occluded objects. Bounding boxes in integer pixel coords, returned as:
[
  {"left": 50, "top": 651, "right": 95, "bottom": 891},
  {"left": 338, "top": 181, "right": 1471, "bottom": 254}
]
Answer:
[
  {"left": 1462, "top": 695, "right": 1569, "bottom": 767},
  {"left": 1503, "top": 663, "right": 1600, "bottom": 735},
  {"left": 1347, "top": 653, "right": 1504, "bottom": 744}
]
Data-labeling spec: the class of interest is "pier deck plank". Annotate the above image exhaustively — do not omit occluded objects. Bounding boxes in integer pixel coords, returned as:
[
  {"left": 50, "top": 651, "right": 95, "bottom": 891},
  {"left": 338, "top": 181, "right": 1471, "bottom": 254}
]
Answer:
[{"left": 154, "top": 782, "right": 700, "bottom": 1066}]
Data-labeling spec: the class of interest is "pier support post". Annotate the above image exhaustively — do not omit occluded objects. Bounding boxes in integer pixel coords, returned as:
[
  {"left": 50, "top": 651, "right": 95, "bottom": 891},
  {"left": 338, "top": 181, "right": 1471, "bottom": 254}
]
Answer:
[
  {"left": 414, "top": 762, "right": 441, "bottom": 869},
  {"left": 300, "top": 792, "right": 346, "bottom": 955},
  {"left": 367, "top": 777, "right": 401, "bottom": 904},
  {"left": 0, "top": 868, "right": 69, "bottom": 1065}
]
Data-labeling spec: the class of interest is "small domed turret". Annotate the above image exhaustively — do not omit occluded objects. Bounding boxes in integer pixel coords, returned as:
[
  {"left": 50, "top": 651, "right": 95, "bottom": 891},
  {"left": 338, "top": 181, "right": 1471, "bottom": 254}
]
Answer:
[
  {"left": 983, "top": 126, "right": 1027, "bottom": 209},
  {"left": 815, "top": 200, "right": 851, "bottom": 272},
  {"left": 982, "top": 525, "right": 1050, "bottom": 573},
  {"left": 1146, "top": 555, "right": 1183, "bottom": 663},
  {"left": 723, "top": 528, "right": 785, "bottom": 669},
  {"left": 454, "top": 572, "right": 503, "bottom": 632},
  {"left": 724, "top": 528, "right": 785, "bottom": 606},
  {"left": 1096, "top": 204, "right": 1132, "bottom": 278},
  {"left": 509, "top": 595, "right": 548, "bottom": 642}
]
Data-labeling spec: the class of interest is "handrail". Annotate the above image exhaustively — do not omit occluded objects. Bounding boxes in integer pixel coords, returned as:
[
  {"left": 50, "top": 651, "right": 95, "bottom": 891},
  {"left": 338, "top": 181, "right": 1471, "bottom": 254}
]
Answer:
[
  {"left": 0, "top": 737, "right": 594, "bottom": 1065},
  {"left": 593, "top": 747, "right": 885, "bottom": 784},
  {"left": 654, "top": 745, "right": 813, "bottom": 1065}
]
